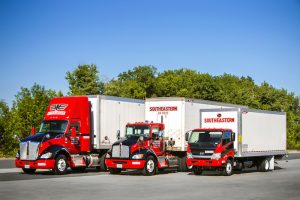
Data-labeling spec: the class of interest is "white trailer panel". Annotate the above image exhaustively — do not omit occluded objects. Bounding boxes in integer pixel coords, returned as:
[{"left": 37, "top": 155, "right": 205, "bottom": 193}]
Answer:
[
  {"left": 89, "top": 95, "right": 145, "bottom": 149},
  {"left": 242, "top": 110, "right": 286, "bottom": 156},
  {"left": 200, "top": 108, "right": 286, "bottom": 157}
]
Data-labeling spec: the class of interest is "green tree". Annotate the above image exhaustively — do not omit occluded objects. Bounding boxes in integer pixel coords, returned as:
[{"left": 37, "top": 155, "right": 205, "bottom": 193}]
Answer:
[
  {"left": 0, "top": 100, "right": 10, "bottom": 156},
  {"left": 154, "top": 68, "right": 220, "bottom": 100},
  {"left": 2, "top": 83, "right": 58, "bottom": 156},
  {"left": 65, "top": 64, "right": 104, "bottom": 95},
  {"left": 105, "top": 65, "right": 157, "bottom": 98}
]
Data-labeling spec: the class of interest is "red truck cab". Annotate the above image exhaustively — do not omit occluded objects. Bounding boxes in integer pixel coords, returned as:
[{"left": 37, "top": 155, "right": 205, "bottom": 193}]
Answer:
[
  {"left": 186, "top": 128, "right": 235, "bottom": 176},
  {"left": 15, "top": 96, "right": 93, "bottom": 174},
  {"left": 105, "top": 121, "right": 179, "bottom": 176}
]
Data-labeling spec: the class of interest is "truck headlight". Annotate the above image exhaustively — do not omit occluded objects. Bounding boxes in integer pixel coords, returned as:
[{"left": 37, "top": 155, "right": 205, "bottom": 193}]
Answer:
[
  {"left": 40, "top": 152, "right": 52, "bottom": 159},
  {"left": 132, "top": 154, "right": 144, "bottom": 159},
  {"left": 16, "top": 152, "right": 20, "bottom": 159},
  {"left": 187, "top": 153, "right": 193, "bottom": 159},
  {"left": 106, "top": 153, "right": 111, "bottom": 158},
  {"left": 211, "top": 153, "right": 221, "bottom": 160}
]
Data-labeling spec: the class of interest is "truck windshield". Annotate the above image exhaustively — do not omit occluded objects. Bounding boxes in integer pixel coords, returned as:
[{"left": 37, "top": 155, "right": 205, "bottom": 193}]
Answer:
[
  {"left": 39, "top": 120, "right": 68, "bottom": 134},
  {"left": 126, "top": 126, "right": 150, "bottom": 137},
  {"left": 189, "top": 131, "right": 222, "bottom": 145}
]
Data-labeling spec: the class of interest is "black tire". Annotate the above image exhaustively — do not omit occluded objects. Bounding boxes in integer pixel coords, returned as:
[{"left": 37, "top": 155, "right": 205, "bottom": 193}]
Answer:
[
  {"left": 178, "top": 156, "right": 188, "bottom": 172},
  {"left": 109, "top": 168, "right": 122, "bottom": 175},
  {"left": 100, "top": 153, "right": 107, "bottom": 171},
  {"left": 234, "top": 161, "right": 243, "bottom": 172},
  {"left": 223, "top": 160, "right": 233, "bottom": 176},
  {"left": 193, "top": 167, "right": 203, "bottom": 175},
  {"left": 22, "top": 168, "right": 36, "bottom": 174},
  {"left": 54, "top": 154, "right": 68, "bottom": 175},
  {"left": 71, "top": 167, "right": 86, "bottom": 173},
  {"left": 142, "top": 156, "right": 157, "bottom": 176},
  {"left": 257, "top": 158, "right": 270, "bottom": 172}
]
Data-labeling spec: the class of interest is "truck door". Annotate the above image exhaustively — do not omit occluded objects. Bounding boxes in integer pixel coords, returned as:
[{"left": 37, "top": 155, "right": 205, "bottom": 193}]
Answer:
[
  {"left": 67, "top": 121, "right": 81, "bottom": 152},
  {"left": 222, "top": 131, "right": 234, "bottom": 153},
  {"left": 150, "top": 126, "right": 164, "bottom": 156}
]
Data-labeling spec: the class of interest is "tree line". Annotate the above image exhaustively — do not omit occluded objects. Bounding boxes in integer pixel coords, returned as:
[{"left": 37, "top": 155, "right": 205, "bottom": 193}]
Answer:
[{"left": 0, "top": 64, "right": 299, "bottom": 156}]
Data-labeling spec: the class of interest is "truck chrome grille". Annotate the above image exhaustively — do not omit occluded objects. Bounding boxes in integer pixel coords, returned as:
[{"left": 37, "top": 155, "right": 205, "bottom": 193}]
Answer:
[
  {"left": 19, "top": 141, "right": 39, "bottom": 160},
  {"left": 112, "top": 145, "right": 129, "bottom": 158}
]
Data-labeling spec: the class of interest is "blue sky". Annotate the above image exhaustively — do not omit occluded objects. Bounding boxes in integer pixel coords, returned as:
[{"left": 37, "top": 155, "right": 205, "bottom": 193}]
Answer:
[{"left": 0, "top": 0, "right": 299, "bottom": 106}]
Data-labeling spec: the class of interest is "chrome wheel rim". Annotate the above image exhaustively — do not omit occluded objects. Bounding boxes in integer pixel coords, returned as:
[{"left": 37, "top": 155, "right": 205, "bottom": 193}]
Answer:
[
  {"left": 58, "top": 159, "right": 66, "bottom": 172},
  {"left": 226, "top": 162, "right": 232, "bottom": 174},
  {"left": 147, "top": 159, "right": 155, "bottom": 173}
]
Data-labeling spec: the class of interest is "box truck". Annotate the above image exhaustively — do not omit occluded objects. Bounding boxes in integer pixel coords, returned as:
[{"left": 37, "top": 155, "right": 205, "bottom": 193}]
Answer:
[
  {"left": 105, "top": 97, "right": 248, "bottom": 175},
  {"left": 15, "top": 95, "right": 144, "bottom": 174},
  {"left": 186, "top": 108, "right": 287, "bottom": 175}
]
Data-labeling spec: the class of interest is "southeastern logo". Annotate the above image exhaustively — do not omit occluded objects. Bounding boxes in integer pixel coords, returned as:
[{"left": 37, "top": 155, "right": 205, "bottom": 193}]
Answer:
[
  {"left": 204, "top": 113, "right": 235, "bottom": 123},
  {"left": 149, "top": 106, "right": 177, "bottom": 111},
  {"left": 47, "top": 104, "right": 68, "bottom": 115}
]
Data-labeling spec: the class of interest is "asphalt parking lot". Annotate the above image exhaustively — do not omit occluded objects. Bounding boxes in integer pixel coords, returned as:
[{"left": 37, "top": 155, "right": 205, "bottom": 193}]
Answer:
[{"left": 0, "top": 158, "right": 299, "bottom": 200}]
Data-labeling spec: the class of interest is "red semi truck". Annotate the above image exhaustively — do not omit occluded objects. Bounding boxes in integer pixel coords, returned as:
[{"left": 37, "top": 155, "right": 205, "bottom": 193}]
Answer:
[
  {"left": 105, "top": 121, "right": 179, "bottom": 175},
  {"left": 14, "top": 95, "right": 144, "bottom": 174}
]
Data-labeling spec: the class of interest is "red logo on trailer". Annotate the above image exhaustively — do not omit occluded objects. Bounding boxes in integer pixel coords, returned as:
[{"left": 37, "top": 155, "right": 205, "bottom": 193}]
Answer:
[
  {"left": 204, "top": 113, "right": 235, "bottom": 123},
  {"left": 149, "top": 106, "right": 178, "bottom": 111}
]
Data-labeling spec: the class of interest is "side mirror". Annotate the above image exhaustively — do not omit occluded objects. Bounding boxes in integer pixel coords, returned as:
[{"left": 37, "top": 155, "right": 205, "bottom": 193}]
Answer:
[
  {"left": 185, "top": 131, "right": 190, "bottom": 142},
  {"left": 71, "top": 127, "right": 76, "bottom": 138},
  {"left": 13, "top": 134, "right": 20, "bottom": 142},
  {"left": 116, "top": 130, "right": 120, "bottom": 140},
  {"left": 158, "top": 131, "right": 164, "bottom": 138},
  {"left": 31, "top": 127, "right": 35, "bottom": 135},
  {"left": 232, "top": 132, "right": 235, "bottom": 142}
]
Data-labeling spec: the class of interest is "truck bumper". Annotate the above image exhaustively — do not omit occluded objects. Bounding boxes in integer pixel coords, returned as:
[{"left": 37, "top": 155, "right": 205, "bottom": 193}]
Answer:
[
  {"left": 15, "top": 159, "right": 55, "bottom": 169},
  {"left": 187, "top": 158, "right": 224, "bottom": 168},
  {"left": 105, "top": 158, "right": 146, "bottom": 169}
]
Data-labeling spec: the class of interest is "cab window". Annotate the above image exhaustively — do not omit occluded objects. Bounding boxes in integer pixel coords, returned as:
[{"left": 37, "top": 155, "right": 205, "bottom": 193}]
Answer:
[
  {"left": 69, "top": 122, "right": 80, "bottom": 134},
  {"left": 222, "top": 131, "right": 231, "bottom": 145}
]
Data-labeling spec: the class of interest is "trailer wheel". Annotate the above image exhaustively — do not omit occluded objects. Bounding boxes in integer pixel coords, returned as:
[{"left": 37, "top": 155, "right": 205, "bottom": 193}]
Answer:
[
  {"left": 178, "top": 156, "right": 188, "bottom": 172},
  {"left": 100, "top": 153, "right": 107, "bottom": 171},
  {"left": 257, "top": 158, "right": 270, "bottom": 172},
  {"left": 109, "top": 168, "right": 121, "bottom": 175},
  {"left": 193, "top": 167, "right": 203, "bottom": 175},
  {"left": 142, "top": 156, "right": 156, "bottom": 176},
  {"left": 54, "top": 154, "right": 68, "bottom": 175},
  {"left": 223, "top": 160, "right": 233, "bottom": 176},
  {"left": 22, "top": 168, "right": 36, "bottom": 174}
]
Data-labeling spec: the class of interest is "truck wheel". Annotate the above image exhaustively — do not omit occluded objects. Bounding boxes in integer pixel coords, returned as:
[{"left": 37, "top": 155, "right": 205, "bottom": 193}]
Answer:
[
  {"left": 142, "top": 156, "right": 156, "bottom": 176},
  {"left": 234, "top": 161, "right": 243, "bottom": 171},
  {"left": 178, "top": 156, "right": 188, "bottom": 172},
  {"left": 100, "top": 153, "right": 107, "bottom": 171},
  {"left": 257, "top": 158, "right": 270, "bottom": 172},
  {"left": 22, "top": 168, "right": 36, "bottom": 174},
  {"left": 193, "top": 167, "right": 203, "bottom": 175},
  {"left": 223, "top": 160, "right": 233, "bottom": 176},
  {"left": 54, "top": 154, "right": 68, "bottom": 175},
  {"left": 109, "top": 168, "right": 121, "bottom": 175}
]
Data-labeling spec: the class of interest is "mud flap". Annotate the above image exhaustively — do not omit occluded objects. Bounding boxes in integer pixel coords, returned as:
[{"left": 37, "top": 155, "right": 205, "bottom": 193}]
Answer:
[{"left": 268, "top": 156, "right": 275, "bottom": 170}]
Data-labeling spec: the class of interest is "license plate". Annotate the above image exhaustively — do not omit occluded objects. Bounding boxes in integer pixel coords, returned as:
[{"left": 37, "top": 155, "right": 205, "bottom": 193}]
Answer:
[
  {"left": 24, "top": 165, "right": 30, "bottom": 169},
  {"left": 116, "top": 164, "right": 122, "bottom": 168}
]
